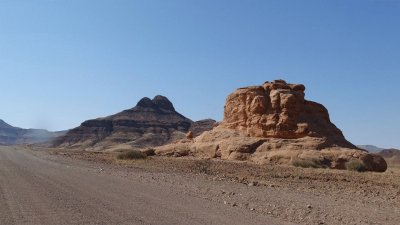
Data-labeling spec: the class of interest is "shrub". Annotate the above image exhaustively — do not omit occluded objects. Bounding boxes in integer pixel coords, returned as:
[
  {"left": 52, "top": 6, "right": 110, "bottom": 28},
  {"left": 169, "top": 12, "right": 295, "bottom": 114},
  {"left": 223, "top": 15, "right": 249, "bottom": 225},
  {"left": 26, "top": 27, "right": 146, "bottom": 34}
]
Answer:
[
  {"left": 292, "top": 158, "right": 323, "bottom": 169},
  {"left": 142, "top": 148, "right": 156, "bottom": 156},
  {"left": 116, "top": 150, "right": 147, "bottom": 160},
  {"left": 346, "top": 159, "right": 366, "bottom": 172}
]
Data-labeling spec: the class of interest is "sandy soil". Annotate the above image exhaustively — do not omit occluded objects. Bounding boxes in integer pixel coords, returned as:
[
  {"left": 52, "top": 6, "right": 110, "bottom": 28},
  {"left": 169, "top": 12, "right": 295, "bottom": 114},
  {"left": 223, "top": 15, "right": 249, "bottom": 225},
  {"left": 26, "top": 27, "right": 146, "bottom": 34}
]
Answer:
[
  {"left": 2, "top": 146, "right": 400, "bottom": 225},
  {"left": 49, "top": 149, "right": 400, "bottom": 225},
  {"left": 0, "top": 146, "right": 293, "bottom": 225}
]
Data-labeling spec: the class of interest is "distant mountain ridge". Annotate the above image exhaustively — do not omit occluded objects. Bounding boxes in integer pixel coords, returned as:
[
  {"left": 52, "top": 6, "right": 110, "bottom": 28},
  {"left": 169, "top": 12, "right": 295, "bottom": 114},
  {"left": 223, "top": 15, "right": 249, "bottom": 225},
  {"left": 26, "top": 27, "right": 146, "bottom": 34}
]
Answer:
[
  {"left": 0, "top": 119, "right": 65, "bottom": 145},
  {"left": 378, "top": 148, "right": 400, "bottom": 158},
  {"left": 377, "top": 148, "right": 400, "bottom": 167},
  {"left": 357, "top": 145, "right": 400, "bottom": 167},
  {"left": 53, "top": 95, "right": 216, "bottom": 150},
  {"left": 357, "top": 145, "right": 385, "bottom": 153}
]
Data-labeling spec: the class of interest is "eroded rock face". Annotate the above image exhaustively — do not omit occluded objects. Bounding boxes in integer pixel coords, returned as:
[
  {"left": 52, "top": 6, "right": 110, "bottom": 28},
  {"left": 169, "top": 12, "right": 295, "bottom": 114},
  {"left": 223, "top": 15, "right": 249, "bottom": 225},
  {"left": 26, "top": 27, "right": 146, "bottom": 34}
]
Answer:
[
  {"left": 221, "top": 80, "right": 354, "bottom": 148},
  {"left": 54, "top": 96, "right": 215, "bottom": 150}
]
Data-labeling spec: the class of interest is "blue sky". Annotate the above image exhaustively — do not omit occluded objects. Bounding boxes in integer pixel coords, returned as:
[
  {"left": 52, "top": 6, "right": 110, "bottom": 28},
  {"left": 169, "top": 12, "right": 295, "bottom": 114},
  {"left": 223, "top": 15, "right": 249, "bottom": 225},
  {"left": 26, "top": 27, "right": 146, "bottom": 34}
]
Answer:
[{"left": 0, "top": 0, "right": 399, "bottom": 148}]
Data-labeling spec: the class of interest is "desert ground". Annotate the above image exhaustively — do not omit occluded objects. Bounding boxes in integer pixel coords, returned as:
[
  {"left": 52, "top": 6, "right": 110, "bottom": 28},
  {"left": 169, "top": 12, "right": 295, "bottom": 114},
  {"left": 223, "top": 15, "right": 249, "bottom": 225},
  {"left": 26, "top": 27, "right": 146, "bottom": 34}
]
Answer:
[{"left": 1, "top": 146, "right": 399, "bottom": 225}]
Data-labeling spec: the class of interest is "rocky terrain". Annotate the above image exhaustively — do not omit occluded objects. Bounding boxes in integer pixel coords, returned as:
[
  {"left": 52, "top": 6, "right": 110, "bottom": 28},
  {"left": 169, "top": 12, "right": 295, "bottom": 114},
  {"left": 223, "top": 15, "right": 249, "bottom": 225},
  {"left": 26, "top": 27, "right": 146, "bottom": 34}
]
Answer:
[
  {"left": 44, "top": 148, "right": 400, "bottom": 225},
  {"left": 54, "top": 95, "right": 215, "bottom": 150},
  {"left": 155, "top": 80, "right": 387, "bottom": 172},
  {"left": 0, "top": 119, "right": 64, "bottom": 145}
]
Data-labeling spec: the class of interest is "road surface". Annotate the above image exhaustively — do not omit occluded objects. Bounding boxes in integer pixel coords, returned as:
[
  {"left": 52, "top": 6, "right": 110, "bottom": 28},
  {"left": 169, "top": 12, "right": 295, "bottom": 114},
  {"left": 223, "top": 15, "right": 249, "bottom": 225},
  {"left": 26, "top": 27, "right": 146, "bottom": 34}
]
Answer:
[{"left": 0, "top": 147, "right": 292, "bottom": 225}]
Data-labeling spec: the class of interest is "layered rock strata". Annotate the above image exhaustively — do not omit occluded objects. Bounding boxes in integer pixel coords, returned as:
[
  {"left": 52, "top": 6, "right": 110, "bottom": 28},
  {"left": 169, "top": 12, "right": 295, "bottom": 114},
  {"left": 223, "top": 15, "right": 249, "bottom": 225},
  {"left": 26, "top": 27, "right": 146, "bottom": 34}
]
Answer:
[{"left": 54, "top": 96, "right": 216, "bottom": 150}]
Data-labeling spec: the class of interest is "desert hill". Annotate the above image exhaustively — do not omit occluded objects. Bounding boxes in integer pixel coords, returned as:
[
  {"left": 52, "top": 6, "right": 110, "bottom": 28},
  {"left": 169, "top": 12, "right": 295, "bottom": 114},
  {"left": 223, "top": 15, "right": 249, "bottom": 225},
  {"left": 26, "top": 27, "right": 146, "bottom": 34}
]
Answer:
[
  {"left": 0, "top": 119, "right": 63, "bottom": 145},
  {"left": 53, "top": 95, "right": 216, "bottom": 150}
]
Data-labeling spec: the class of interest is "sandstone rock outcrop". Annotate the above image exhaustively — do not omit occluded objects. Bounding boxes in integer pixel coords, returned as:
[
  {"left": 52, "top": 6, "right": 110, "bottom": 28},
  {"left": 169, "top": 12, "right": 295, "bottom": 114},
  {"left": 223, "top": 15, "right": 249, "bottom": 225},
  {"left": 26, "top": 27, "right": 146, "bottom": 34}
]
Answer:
[
  {"left": 155, "top": 80, "right": 387, "bottom": 172},
  {"left": 220, "top": 79, "right": 355, "bottom": 148},
  {"left": 54, "top": 96, "right": 216, "bottom": 150}
]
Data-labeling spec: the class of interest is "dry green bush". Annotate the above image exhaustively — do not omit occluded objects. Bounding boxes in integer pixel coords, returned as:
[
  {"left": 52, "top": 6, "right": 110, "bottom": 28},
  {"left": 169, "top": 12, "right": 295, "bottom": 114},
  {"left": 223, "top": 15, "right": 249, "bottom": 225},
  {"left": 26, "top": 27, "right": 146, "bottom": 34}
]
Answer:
[
  {"left": 292, "top": 158, "right": 324, "bottom": 169},
  {"left": 346, "top": 159, "right": 366, "bottom": 172},
  {"left": 116, "top": 149, "right": 147, "bottom": 160}
]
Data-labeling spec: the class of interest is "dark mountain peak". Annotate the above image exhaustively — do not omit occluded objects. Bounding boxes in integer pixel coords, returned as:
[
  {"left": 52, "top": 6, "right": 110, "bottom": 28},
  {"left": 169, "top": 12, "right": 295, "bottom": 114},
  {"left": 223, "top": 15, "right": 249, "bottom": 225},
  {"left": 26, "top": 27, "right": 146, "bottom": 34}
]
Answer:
[
  {"left": 136, "top": 97, "right": 155, "bottom": 108},
  {"left": 152, "top": 95, "right": 175, "bottom": 111},
  {"left": 54, "top": 95, "right": 214, "bottom": 149},
  {"left": 135, "top": 95, "right": 175, "bottom": 111}
]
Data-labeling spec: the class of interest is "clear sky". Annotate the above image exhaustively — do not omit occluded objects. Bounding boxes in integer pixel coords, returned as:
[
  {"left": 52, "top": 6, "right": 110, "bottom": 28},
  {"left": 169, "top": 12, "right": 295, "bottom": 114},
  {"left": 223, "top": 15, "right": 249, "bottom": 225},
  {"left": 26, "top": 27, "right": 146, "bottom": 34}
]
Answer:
[{"left": 0, "top": 0, "right": 399, "bottom": 148}]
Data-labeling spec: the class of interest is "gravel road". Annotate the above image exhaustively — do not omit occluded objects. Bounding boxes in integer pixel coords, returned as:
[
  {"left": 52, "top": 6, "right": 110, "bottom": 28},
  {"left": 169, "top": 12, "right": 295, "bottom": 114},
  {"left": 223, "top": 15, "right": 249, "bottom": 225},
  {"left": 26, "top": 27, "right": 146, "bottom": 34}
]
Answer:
[{"left": 0, "top": 147, "right": 292, "bottom": 225}]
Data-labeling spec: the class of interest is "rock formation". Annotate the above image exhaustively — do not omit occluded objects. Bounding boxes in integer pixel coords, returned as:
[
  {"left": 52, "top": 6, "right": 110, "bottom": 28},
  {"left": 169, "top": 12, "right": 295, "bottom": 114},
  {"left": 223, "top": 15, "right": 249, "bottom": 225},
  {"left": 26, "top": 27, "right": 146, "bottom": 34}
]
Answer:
[
  {"left": 0, "top": 119, "right": 64, "bottom": 145},
  {"left": 220, "top": 79, "right": 355, "bottom": 148},
  {"left": 53, "top": 96, "right": 216, "bottom": 150},
  {"left": 155, "top": 80, "right": 387, "bottom": 172}
]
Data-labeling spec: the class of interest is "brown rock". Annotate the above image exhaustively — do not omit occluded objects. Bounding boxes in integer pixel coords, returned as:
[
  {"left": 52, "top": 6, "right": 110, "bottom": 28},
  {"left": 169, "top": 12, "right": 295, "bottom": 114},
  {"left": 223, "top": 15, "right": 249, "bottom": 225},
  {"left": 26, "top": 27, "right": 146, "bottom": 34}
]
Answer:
[
  {"left": 155, "top": 141, "right": 191, "bottom": 157},
  {"left": 360, "top": 154, "right": 388, "bottom": 173},
  {"left": 186, "top": 131, "right": 194, "bottom": 139},
  {"left": 192, "top": 128, "right": 265, "bottom": 160},
  {"left": 220, "top": 80, "right": 355, "bottom": 149}
]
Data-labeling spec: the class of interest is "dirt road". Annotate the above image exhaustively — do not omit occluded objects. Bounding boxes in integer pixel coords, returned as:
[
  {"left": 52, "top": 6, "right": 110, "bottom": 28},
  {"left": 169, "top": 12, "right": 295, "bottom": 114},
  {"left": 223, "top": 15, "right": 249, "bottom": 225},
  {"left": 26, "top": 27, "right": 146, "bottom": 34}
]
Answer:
[{"left": 0, "top": 146, "right": 292, "bottom": 225}]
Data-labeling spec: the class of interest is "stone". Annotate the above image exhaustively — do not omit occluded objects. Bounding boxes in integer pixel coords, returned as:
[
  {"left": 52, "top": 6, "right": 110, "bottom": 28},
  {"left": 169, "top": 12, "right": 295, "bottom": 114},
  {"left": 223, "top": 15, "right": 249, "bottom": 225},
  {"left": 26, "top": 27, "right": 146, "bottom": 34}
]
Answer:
[
  {"left": 360, "top": 154, "right": 388, "bottom": 172},
  {"left": 248, "top": 182, "right": 257, "bottom": 187},
  {"left": 186, "top": 131, "right": 194, "bottom": 139}
]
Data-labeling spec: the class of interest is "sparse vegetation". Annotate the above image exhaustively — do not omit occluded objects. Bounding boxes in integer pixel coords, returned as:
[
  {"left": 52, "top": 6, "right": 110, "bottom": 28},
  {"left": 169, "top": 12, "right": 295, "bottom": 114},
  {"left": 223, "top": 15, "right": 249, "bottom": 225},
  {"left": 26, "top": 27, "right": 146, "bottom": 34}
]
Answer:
[
  {"left": 292, "top": 158, "right": 324, "bottom": 169},
  {"left": 191, "top": 160, "right": 212, "bottom": 174},
  {"left": 345, "top": 159, "right": 366, "bottom": 172},
  {"left": 116, "top": 149, "right": 147, "bottom": 160}
]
